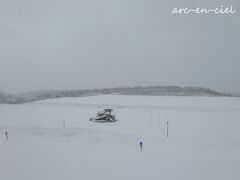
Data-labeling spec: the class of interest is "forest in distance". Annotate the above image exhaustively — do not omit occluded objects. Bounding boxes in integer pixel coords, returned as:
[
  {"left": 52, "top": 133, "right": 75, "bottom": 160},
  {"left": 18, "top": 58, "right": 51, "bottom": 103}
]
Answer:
[{"left": 0, "top": 85, "right": 234, "bottom": 104}]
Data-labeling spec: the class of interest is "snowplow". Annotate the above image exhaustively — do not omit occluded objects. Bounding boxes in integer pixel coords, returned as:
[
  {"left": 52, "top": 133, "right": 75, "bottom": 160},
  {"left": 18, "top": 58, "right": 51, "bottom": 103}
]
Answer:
[{"left": 90, "top": 109, "right": 117, "bottom": 122}]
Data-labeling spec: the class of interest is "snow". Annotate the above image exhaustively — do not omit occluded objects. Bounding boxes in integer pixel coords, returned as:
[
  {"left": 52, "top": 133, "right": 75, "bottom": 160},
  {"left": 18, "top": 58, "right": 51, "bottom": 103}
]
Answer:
[{"left": 0, "top": 95, "right": 240, "bottom": 180}]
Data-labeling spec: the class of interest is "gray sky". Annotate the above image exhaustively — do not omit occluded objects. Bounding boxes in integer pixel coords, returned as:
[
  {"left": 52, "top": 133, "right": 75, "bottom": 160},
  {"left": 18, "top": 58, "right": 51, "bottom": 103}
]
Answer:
[{"left": 0, "top": 0, "right": 239, "bottom": 93}]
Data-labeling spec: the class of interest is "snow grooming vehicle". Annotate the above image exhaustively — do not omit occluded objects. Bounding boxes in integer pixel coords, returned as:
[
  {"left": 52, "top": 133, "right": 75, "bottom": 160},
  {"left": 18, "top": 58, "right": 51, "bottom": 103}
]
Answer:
[{"left": 90, "top": 109, "right": 117, "bottom": 122}]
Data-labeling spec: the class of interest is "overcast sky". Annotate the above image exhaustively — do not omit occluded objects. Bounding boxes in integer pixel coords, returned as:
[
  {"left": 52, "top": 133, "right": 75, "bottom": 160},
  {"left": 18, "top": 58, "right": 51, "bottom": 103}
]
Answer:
[{"left": 0, "top": 0, "right": 239, "bottom": 93}]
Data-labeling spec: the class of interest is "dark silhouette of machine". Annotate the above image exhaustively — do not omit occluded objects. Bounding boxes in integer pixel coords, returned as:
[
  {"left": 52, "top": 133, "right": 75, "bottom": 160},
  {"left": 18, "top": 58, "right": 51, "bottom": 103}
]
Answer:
[{"left": 90, "top": 109, "right": 117, "bottom": 122}]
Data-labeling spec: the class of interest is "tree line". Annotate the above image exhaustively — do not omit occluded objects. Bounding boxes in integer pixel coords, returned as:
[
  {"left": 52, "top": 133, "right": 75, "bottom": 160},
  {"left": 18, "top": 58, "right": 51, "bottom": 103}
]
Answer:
[{"left": 0, "top": 85, "right": 233, "bottom": 104}]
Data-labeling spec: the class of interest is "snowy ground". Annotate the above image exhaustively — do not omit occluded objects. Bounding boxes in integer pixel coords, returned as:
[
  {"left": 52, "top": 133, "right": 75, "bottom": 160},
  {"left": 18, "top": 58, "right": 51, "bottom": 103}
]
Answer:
[{"left": 0, "top": 95, "right": 240, "bottom": 180}]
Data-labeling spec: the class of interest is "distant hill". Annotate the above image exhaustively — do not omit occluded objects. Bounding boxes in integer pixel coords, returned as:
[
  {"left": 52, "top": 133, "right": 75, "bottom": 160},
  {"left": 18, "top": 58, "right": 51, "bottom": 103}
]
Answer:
[
  {"left": 0, "top": 86, "right": 233, "bottom": 104},
  {"left": 231, "top": 92, "right": 240, "bottom": 97},
  {"left": 0, "top": 92, "right": 16, "bottom": 104}
]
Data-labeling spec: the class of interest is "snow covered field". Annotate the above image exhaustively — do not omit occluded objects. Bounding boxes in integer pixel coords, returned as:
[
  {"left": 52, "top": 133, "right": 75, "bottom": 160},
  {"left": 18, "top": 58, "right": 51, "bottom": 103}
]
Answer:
[{"left": 0, "top": 95, "right": 240, "bottom": 180}]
